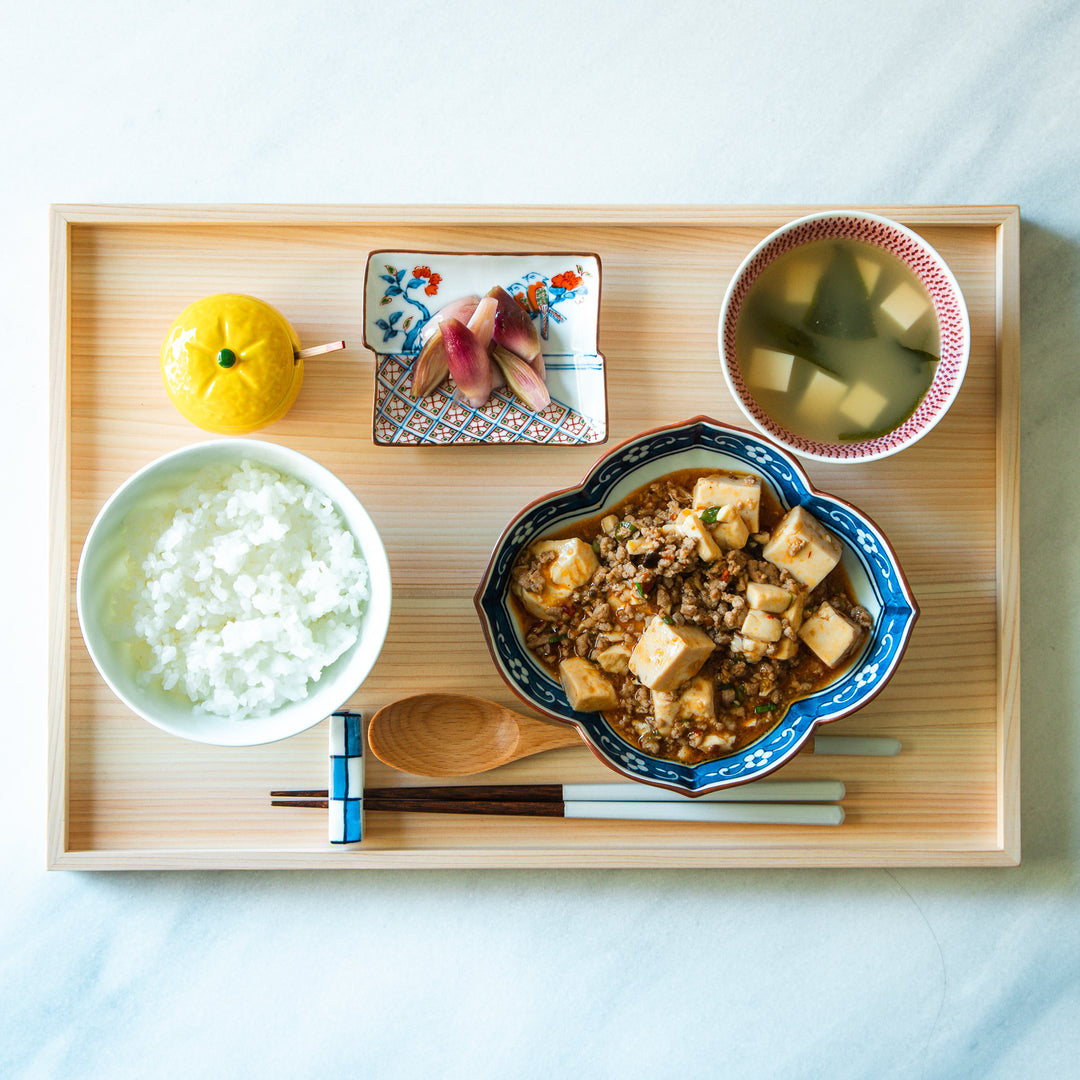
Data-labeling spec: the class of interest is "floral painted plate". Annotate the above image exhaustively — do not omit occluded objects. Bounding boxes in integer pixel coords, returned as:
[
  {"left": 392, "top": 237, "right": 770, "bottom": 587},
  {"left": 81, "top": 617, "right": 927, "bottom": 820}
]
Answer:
[{"left": 362, "top": 252, "right": 606, "bottom": 446}]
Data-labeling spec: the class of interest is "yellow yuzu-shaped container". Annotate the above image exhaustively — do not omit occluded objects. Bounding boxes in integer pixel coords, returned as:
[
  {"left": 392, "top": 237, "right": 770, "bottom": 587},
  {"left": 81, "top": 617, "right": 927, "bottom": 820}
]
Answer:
[{"left": 161, "top": 294, "right": 304, "bottom": 434}]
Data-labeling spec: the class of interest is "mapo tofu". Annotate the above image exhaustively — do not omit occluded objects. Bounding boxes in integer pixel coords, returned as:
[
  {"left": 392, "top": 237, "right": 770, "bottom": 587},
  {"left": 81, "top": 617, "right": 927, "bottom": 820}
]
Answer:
[{"left": 510, "top": 469, "right": 873, "bottom": 764}]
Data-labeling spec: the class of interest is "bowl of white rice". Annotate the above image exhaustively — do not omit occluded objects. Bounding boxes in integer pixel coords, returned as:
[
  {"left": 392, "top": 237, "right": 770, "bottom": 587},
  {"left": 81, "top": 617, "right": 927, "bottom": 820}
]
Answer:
[{"left": 77, "top": 440, "right": 391, "bottom": 745}]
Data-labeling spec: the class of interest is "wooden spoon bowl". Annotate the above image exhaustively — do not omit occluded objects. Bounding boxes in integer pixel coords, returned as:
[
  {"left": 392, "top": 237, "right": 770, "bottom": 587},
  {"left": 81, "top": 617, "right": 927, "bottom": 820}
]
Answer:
[{"left": 367, "top": 693, "right": 582, "bottom": 777}]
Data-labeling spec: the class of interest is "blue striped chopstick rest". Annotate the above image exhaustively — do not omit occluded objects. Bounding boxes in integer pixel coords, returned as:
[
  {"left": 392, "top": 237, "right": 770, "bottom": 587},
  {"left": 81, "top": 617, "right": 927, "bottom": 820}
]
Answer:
[{"left": 328, "top": 711, "right": 364, "bottom": 844}]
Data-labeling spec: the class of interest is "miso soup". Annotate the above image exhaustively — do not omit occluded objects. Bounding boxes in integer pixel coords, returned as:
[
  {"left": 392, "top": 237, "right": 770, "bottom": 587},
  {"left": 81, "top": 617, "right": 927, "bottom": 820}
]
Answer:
[{"left": 735, "top": 239, "right": 940, "bottom": 442}]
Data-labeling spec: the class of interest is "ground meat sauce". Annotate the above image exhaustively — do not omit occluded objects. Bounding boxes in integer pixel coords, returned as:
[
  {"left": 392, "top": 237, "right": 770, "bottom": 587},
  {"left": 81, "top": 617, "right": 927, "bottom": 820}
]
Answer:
[{"left": 510, "top": 469, "right": 872, "bottom": 765}]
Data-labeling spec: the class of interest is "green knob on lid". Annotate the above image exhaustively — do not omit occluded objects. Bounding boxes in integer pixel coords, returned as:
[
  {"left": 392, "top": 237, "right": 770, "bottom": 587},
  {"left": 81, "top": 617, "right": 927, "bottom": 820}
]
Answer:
[{"left": 217, "top": 348, "right": 237, "bottom": 368}]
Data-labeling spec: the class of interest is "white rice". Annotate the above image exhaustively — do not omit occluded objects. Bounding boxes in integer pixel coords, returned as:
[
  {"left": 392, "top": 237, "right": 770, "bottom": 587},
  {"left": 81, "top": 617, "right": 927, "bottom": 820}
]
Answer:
[{"left": 128, "top": 460, "right": 369, "bottom": 719}]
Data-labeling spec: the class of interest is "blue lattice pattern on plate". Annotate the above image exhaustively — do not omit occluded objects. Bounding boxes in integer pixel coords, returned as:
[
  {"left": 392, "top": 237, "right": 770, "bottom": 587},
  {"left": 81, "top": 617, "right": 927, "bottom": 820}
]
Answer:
[
  {"left": 374, "top": 353, "right": 603, "bottom": 445},
  {"left": 474, "top": 417, "right": 919, "bottom": 795},
  {"left": 363, "top": 251, "right": 606, "bottom": 446}
]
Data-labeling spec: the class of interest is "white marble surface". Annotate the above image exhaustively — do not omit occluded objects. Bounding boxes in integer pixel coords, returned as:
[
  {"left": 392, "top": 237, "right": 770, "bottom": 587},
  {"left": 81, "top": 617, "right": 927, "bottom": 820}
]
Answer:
[{"left": 2, "top": 2, "right": 1076, "bottom": 1076}]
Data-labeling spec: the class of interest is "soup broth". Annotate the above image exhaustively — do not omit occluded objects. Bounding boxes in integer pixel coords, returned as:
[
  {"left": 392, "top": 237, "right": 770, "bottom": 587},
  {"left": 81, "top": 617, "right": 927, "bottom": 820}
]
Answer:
[{"left": 736, "top": 238, "right": 941, "bottom": 442}]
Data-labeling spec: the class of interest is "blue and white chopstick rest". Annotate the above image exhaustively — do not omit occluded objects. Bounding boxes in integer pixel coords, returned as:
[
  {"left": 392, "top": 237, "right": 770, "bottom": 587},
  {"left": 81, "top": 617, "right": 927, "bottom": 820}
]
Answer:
[{"left": 328, "top": 711, "right": 364, "bottom": 844}]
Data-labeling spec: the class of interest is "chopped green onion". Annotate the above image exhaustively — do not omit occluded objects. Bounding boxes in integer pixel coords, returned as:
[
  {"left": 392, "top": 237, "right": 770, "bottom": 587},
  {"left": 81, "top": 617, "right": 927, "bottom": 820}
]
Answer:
[
  {"left": 548, "top": 633, "right": 567, "bottom": 644},
  {"left": 700, "top": 506, "right": 721, "bottom": 525},
  {"left": 635, "top": 581, "right": 646, "bottom": 598},
  {"left": 661, "top": 615, "right": 674, "bottom": 625},
  {"left": 755, "top": 703, "right": 777, "bottom": 714}
]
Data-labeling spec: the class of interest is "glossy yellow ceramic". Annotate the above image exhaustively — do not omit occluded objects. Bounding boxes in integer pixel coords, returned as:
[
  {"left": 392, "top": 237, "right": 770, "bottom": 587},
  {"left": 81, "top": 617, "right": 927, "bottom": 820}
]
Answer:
[{"left": 160, "top": 293, "right": 303, "bottom": 434}]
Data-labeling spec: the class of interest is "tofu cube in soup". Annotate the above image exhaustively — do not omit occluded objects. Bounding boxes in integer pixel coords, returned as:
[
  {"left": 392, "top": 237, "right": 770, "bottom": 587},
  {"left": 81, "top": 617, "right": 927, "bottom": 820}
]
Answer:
[
  {"left": 693, "top": 474, "right": 761, "bottom": 532},
  {"left": 559, "top": 657, "right": 618, "bottom": 712},
  {"left": 879, "top": 281, "right": 930, "bottom": 333},
  {"left": 762, "top": 505, "right": 842, "bottom": 591},
  {"left": 798, "top": 602, "right": 864, "bottom": 668},
  {"left": 746, "top": 348, "right": 794, "bottom": 392},
  {"left": 629, "top": 615, "right": 716, "bottom": 692},
  {"left": 855, "top": 254, "right": 881, "bottom": 294},
  {"left": 798, "top": 368, "right": 848, "bottom": 419},
  {"left": 514, "top": 538, "right": 598, "bottom": 620},
  {"left": 784, "top": 255, "right": 827, "bottom": 305},
  {"left": 839, "top": 381, "right": 889, "bottom": 429}
]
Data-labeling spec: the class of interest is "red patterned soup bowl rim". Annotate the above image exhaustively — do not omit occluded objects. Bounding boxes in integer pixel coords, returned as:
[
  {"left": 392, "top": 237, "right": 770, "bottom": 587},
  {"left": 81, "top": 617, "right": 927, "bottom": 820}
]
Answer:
[{"left": 718, "top": 210, "right": 970, "bottom": 463}]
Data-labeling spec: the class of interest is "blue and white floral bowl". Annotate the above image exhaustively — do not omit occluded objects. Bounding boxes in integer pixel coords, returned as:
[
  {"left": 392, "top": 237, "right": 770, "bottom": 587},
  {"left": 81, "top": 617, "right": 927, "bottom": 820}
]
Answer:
[
  {"left": 474, "top": 416, "right": 919, "bottom": 796},
  {"left": 362, "top": 251, "right": 606, "bottom": 446}
]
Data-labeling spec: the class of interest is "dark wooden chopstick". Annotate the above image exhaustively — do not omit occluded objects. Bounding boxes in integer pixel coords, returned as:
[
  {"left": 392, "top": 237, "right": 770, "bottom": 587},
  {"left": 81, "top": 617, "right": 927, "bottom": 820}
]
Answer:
[
  {"left": 271, "top": 781, "right": 848, "bottom": 825},
  {"left": 272, "top": 784, "right": 565, "bottom": 815},
  {"left": 273, "top": 784, "right": 563, "bottom": 802}
]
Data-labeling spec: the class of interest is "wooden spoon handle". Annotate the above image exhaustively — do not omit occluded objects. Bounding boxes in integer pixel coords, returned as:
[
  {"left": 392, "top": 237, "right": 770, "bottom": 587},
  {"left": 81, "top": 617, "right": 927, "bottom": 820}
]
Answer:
[{"left": 514, "top": 719, "right": 583, "bottom": 755}]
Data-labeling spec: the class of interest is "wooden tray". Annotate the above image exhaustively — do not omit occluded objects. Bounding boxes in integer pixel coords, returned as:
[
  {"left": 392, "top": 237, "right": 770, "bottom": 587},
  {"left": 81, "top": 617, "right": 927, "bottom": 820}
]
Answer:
[{"left": 47, "top": 205, "right": 1020, "bottom": 869}]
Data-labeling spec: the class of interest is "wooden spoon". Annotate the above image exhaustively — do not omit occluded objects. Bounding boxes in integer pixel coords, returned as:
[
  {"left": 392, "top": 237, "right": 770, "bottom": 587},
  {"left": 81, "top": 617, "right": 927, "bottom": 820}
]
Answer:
[{"left": 367, "top": 693, "right": 581, "bottom": 777}]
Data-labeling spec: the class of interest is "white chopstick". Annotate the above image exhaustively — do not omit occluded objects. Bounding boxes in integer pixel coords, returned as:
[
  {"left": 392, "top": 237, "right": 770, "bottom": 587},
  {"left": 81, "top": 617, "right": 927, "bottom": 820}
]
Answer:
[
  {"left": 565, "top": 780, "right": 845, "bottom": 803},
  {"left": 812, "top": 735, "right": 901, "bottom": 756},
  {"left": 563, "top": 801, "right": 845, "bottom": 826}
]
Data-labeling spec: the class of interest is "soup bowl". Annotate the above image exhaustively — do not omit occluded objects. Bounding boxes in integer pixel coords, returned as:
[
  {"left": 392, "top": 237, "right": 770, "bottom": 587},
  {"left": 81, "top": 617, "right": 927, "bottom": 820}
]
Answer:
[
  {"left": 475, "top": 417, "right": 918, "bottom": 796},
  {"left": 77, "top": 439, "right": 392, "bottom": 746},
  {"left": 719, "top": 210, "right": 970, "bottom": 463}
]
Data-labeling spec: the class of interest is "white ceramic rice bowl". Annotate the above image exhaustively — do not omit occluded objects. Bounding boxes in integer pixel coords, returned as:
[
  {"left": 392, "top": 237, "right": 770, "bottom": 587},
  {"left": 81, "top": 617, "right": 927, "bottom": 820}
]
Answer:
[{"left": 76, "top": 439, "right": 391, "bottom": 746}]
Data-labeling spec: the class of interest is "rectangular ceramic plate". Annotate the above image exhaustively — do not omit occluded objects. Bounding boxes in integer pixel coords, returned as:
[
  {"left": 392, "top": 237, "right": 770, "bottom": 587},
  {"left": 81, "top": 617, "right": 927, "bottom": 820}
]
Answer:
[
  {"left": 47, "top": 204, "right": 1019, "bottom": 869},
  {"left": 363, "top": 251, "right": 606, "bottom": 445}
]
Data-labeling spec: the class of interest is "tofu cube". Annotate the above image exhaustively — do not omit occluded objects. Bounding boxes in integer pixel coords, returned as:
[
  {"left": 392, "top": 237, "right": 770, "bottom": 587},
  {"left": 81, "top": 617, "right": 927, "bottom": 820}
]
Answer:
[
  {"left": 651, "top": 690, "right": 681, "bottom": 734},
  {"left": 650, "top": 677, "right": 715, "bottom": 736},
  {"left": 839, "top": 381, "right": 889, "bottom": 429},
  {"left": 538, "top": 538, "right": 599, "bottom": 589},
  {"left": 699, "top": 731, "right": 736, "bottom": 752},
  {"left": 741, "top": 609, "right": 783, "bottom": 643},
  {"left": 783, "top": 589, "right": 807, "bottom": 632},
  {"left": 559, "top": 657, "right": 618, "bottom": 712},
  {"left": 798, "top": 602, "right": 864, "bottom": 668},
  {"left": 798, "top": 368, "right": 848, "bottom": 418},
  {"left": 773, "top": 637, "right": 800, "bottom": 660},
  {"left": 708, "top": 505, "right": 750, "bottom": 550},
  {"left": 784, "top": 254, "right": 826, "bottom": 305},
  {"left": 731, "top": 633, "right": 768, "bottom": 663},
  {"left": 625, "top": 535, "right": 657, "bottom": 556},
  {"left": 670, "top": 508, "right": 723, "bottom": 562},
  {"left": 855, "top": 254, "right": 881, "bottom": 294},
  {"left": 594, "top": 643, "right": 632, "bottom": 674},
  {"left": 746, "top": 582, "right": 793, "bottom": 613},
  {"left": 629, "top": 616, "right": 715, "bottom": 692},
  {"left": 879, "top": 281, "right": 930, "bottom": 333},
  {"left": 746, "top": 347, "right": 795, "bottom": 392},
  {"left": 693, "top": 474, "right": 761, "bottom": 532},
  {"left": 514, "top": 538, "right": 599, "bottom": 620},
  {"left": 762, "top": 506, "right": 842, "bottom": 591},
  {"left": 678, "top": 676, "right": 715, "bottom": 723}
]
